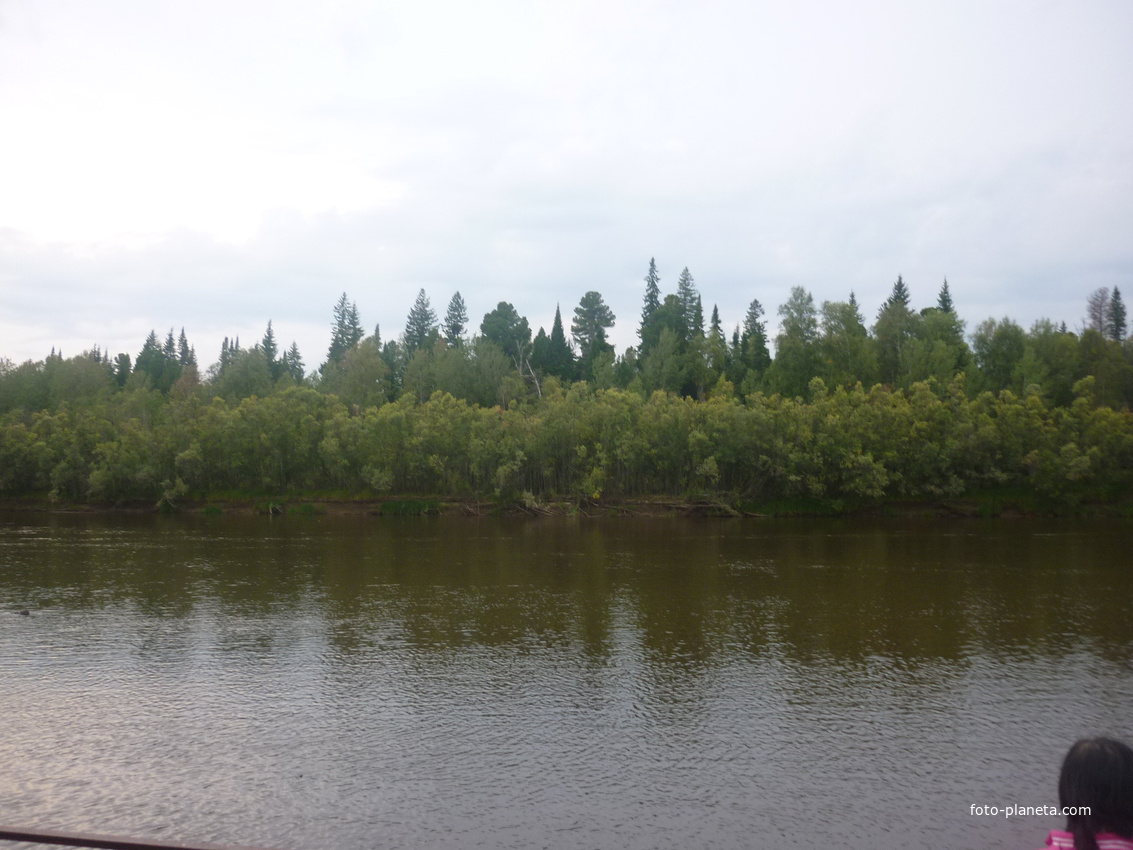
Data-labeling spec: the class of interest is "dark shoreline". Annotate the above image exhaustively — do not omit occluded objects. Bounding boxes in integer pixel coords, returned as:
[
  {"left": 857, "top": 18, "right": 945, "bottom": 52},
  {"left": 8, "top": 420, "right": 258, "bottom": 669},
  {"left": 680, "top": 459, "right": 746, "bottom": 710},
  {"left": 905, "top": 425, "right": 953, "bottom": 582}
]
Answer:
[{"left": 2, "top": 494, "right": 1129, "bottom": 519}]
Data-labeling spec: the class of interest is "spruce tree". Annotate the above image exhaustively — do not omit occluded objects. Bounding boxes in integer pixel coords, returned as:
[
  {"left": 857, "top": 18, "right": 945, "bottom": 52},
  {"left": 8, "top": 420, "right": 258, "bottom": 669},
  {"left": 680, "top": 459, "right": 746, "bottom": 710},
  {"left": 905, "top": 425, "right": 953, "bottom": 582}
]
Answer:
[
  {"left": 548, "top": 304, "right": 574, "bottom": 379},
  {"left": 404, "top": 289, "right": 439, "bottom": 352},
  {"left": 883, "top": 275, "right": 911, "bottom": 311},
  {"left": 261, "top": 321, "right": 278, "bottom": 363},
  {"left": 443, "top": 292, "right": 468, "bottom": 346},
  {"left": 1108, "top": 287, "right": 1127, "bottom": 342},
  {"left": 326, "top": 292, "right": 364, "bottom": 369},
  {"left": 676, "top": 267, "right": 699, "bottom": 342},
  {"left": 178, "top": 328, "right": 196, "bottom": 367},
  {"left": 261, "top": 321, "right": 281, "bottom": 380},
  {"left": 640, "top": 258, "right": 661, "bottom": 343},
  {"left": 283, "top": 341, "right": 305, "bottom": 383},
  {"left": 937, "top": 278, "right": 955, "bottom": 314}
]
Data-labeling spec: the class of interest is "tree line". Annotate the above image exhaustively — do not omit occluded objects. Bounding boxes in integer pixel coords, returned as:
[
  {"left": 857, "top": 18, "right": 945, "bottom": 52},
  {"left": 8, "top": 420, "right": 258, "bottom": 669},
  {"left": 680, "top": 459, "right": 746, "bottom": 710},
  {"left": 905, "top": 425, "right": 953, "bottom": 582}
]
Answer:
[{"left": 0, "top": 262, "right": 1130, "bottom": 508}]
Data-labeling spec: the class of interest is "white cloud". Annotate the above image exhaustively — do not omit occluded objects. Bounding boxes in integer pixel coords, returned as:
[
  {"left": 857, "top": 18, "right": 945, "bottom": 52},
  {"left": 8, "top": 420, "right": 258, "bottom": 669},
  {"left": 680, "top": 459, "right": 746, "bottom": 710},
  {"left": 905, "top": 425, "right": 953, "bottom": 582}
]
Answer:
[{"left": 2, "top": 0, "right": 1131, "bottom": 363}]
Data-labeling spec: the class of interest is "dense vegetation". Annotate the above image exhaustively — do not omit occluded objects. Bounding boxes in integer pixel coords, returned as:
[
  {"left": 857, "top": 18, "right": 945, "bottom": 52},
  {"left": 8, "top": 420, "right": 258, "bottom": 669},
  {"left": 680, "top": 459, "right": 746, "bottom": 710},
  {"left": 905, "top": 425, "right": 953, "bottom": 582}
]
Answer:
[{"left": 1, "top": 266, "right": 1131, "bottom": 512}]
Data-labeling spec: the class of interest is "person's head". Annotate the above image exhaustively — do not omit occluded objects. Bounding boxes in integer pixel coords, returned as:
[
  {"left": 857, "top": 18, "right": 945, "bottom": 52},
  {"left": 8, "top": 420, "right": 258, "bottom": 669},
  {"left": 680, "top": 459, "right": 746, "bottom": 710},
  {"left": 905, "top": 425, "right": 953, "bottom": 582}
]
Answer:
[{"left": 1059, "top": 737, "right": 1133, "bottom": 850}]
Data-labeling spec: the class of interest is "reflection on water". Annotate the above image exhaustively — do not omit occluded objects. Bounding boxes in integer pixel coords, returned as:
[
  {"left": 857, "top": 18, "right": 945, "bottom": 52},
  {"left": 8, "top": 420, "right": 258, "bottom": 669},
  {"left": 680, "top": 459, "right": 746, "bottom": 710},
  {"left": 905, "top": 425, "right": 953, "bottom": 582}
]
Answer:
[{"left": 0, "top": 514, "right": 1130, "bottom": 850}]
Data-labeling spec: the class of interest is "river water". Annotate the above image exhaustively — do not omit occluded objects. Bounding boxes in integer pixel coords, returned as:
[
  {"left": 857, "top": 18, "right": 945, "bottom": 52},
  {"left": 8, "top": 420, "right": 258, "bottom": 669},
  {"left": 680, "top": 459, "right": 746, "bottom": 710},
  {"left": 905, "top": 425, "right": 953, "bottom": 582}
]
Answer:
[{"left": 0, "top": 513, "right": 1130, "bottom": 850}]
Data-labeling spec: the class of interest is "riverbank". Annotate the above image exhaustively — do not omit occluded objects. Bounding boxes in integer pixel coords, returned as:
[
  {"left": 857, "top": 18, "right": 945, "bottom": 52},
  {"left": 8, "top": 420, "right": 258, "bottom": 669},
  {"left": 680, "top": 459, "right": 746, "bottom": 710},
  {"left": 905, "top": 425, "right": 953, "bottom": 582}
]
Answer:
[{"left": 2, "top": 491, "right": 1131, "bottom": 518}]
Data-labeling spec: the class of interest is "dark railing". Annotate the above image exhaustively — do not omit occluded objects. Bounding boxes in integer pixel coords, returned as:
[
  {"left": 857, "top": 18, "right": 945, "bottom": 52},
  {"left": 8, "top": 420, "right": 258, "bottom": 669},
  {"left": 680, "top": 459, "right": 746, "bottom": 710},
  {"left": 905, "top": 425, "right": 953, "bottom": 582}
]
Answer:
[{"left": 0, "top": 826, "right": 284, "bottom": 850}]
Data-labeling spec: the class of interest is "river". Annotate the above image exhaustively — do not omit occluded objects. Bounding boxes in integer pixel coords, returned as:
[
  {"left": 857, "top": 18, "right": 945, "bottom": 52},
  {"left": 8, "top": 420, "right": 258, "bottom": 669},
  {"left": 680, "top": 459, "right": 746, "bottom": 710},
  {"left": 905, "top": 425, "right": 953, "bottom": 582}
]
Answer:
[{"left": 1, "top": 513, "right": 1130, "bottom": 849}]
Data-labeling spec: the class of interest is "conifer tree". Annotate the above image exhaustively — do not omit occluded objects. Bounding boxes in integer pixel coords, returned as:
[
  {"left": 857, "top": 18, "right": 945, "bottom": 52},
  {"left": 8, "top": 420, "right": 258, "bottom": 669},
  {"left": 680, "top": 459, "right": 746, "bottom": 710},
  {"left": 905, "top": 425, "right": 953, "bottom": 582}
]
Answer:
[
  {"left": 640, "top": 258, "right": 661, "bottom": 343},
  {"left": 740, "top": 298, "right": 772, "bottom": 377},
  {"left": 548, "top": 304, "right": 575, "bottom": 378},
  {"left": 443, "top": 292, "right": 468, "bottom": 346},
  {"left": 571, "top": 291, "right": 616, "bottom": 368},
  {"left": 676, "top": 267, "right": 699, "bottom": 341},
  {"left": 178, "top": 328, "right": 196, "bottom": 367},
  {"left": 283, "top": 341, "right": 305, "bottom": 383},
  {"left": 883, "top": 275, "right": 911, "bottom": 311},
  {"left": 404, "top": 289, "right": 439, "bottom": 352},
  {"left": 325, "top": 293, "right": 364, "bottom": 370},
  {"left": 261, "top": 321, "right": 278, "bottom": 363},
  {"left": 937, "top": 278, "right": 955, "bottom": 314},
  {"left": 1108, "top": 287, "right": 1127, "bottom": 342},
  {"left": 260, "top": 321, "right": 283, "bottom": 380}
]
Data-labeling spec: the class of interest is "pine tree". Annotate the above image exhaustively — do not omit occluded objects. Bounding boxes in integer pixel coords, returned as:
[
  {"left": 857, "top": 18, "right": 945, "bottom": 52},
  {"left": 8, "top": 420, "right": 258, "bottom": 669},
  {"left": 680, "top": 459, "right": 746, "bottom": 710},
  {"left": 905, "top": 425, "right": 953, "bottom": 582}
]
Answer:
[
  {"left": 443, "top": 292, "right": 468, "bottom": 346},
  {"left": 1108, "top": 287, "right": 1127, "bottom": 342},
  {"left": 937, "top": 278, "right": 955, "bottom": 314},
  {"left": 404, "top": 289, "right": 439, "bottom": 352},
  {"left": 571, "top": 291, "right": 616, "bottom": 364},
  {"left": 640, "top": 258, "right": 661, "bottom": 343}
]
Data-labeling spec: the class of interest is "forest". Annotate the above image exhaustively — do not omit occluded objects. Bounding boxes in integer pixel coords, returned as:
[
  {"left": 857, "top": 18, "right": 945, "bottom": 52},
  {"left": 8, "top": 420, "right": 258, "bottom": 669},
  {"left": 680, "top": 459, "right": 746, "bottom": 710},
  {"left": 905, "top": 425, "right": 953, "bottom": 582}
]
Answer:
[{"left": 1, "top": 263, "right": 1131, "bottom": 513}]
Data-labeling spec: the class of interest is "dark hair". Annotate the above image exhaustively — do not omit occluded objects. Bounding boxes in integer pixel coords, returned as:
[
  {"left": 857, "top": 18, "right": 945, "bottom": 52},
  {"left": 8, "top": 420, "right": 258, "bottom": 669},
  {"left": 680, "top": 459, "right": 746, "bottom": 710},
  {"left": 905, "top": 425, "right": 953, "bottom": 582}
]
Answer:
[{"left": 1059, "top": 737, "right": 1133, "bottom": 850}]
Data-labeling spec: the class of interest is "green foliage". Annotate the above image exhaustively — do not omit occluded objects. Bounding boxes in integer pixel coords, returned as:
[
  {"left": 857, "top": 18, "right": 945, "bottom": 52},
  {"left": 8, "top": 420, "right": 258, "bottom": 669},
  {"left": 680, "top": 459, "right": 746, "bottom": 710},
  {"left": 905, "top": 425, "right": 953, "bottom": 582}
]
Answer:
[
  {"left": 5, "top": 270, "right": 1133, "bottom": 513},
  {"left": 480, "top": 302, "right": 532, "bottom": 366},
  {"left": 571, "top": 291, "right": 616, "bottom": 379},
  {"left": 765, "top": 286, "right": 821, "bottom": 398}
]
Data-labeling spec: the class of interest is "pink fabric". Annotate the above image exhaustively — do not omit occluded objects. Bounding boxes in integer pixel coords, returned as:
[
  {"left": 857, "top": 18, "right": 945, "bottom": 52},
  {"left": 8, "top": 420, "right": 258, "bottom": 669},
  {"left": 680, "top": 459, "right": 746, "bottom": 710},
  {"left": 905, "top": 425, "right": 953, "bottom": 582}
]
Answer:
[{"left": 1045, "top": 831, "right": 1133, "bottom": 850}]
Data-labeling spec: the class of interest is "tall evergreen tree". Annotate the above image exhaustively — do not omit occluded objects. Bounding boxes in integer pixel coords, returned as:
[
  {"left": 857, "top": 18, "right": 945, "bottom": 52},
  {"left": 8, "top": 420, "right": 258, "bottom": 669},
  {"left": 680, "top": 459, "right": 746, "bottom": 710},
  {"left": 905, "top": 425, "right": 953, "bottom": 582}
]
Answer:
[
  {"left": 260, "top": 321, "right": 282, "bottom": 380},
  {"left": 937, "top": 278, "right": 955, "bottom": 314},
  {"left": 282, "top": 341, "right": 305, "bottom": 383},
  {"left": 1108, "top": 286, "right": 1127, "bottom": 342},
  {"left": 404, "top": 289, "right": 439, "bottom": 352},
  {"left": 325, "top": 292, "right": 364, "bottom": 370},
  {"left": 443, "top": 292, "right": 468, "bottom": 346},
  {"left": 707, "top": 304, "right": 728, "bottom": 378},
  {"left": 675, "top": 267, "right": 699, "bottom": 341},
  {"left": 548, "top": 304, "right": 575, "bottom": 379},
  {"left": 177, "top": 328, "right": 196, "bottom": 367},
  {"left": 740, "top": 298, "right": 772, "bottom": 377},
  {"left": 112, "top": 352, "right": 132, "bottom": 387},
  {"left": 571, "top": 291, "right": 616, "bottom": 372},
  {"left": 884, "top": 275, "right": 911, "bottom": 310},
  {"left": 640, "top": 258, "right": 661, "bottom": 343},
  {"left": 260, "top": 320, "right": 278, "bottom": 362}
]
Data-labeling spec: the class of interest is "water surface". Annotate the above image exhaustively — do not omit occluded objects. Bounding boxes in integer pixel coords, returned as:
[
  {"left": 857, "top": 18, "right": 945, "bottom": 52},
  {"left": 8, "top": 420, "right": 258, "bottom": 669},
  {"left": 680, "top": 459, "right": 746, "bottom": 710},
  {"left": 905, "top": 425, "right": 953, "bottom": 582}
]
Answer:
[{"left": 1, "top": 514, "right": 1130, "bottom": 849}]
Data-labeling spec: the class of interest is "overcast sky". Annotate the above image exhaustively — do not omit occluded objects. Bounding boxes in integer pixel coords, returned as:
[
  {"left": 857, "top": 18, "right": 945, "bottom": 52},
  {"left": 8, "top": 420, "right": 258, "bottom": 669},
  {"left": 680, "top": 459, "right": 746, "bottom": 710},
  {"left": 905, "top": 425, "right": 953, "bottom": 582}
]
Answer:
[{"left": 2, "top": 0, "right": 1131, "bottom": 370}]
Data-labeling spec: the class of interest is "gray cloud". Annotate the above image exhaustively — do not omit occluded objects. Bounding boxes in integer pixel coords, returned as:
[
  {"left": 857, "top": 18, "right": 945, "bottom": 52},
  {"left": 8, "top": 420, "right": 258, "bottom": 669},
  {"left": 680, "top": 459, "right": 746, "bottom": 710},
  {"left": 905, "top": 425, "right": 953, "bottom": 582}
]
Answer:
[{"left": 2, "top": 0, "right": 1131, "bottom": 367}]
